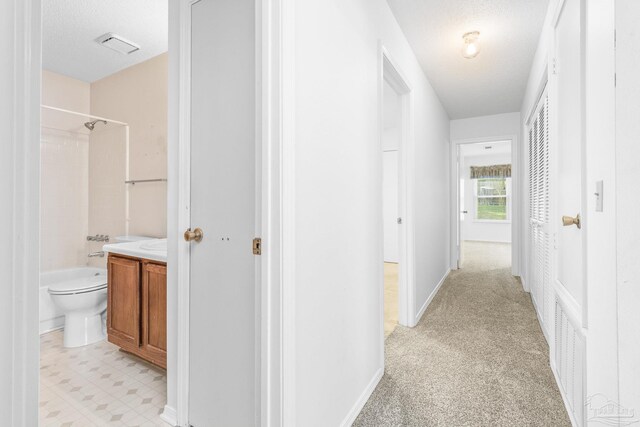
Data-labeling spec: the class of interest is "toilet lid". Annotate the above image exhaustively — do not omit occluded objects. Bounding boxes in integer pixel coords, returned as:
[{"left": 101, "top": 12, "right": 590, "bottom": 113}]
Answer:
[{"left": 48, "top": 275, "right": 108, "bottom": 295}]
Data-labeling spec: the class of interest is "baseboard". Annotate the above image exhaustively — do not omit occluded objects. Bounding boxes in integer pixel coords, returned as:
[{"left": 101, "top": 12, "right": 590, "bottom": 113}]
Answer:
[
  {"left": 413, "top": 269, "right": 450, "bottom": 326},
  {"left": 549, "top": 359, "right": 580, "bottom": 427},
  {"left": 530, "top": 295, "right": 550, "bottom": 345},
  {"left": 160, "top": 405, "right": 177, "bottom": 426},
  {"left": 339, "top": 367, "right": 384, "bottom": 427},
  {"left": 39, "top": 317, "right": 64, "bottom": 335}
]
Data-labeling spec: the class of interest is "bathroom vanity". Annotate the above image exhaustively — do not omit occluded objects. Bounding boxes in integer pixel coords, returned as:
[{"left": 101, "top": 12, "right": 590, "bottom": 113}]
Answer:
[{"left": 103, "top": 239, "right": 167, "bottom": 369}]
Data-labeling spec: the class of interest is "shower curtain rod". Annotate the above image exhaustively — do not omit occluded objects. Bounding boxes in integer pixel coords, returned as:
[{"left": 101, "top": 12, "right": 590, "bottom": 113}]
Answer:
[{"left": 41, "top": 105, "right": 129, "bottom": 126}]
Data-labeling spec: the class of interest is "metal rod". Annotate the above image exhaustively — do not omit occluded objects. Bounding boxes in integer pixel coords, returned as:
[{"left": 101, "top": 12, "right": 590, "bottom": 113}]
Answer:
[
  {"left": 125, "top": 178, "right": 168, "bottom": 185},
  {"left": 41, "top": 105, "right": 129, "bottom": 126}
]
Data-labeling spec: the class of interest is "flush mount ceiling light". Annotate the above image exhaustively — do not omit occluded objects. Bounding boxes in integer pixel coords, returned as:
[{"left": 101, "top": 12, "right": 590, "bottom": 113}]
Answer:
[
  {"left": 95, "top": 33, "right": 140, "bottom": 55},
  {"left": 461, "top": 31, "right": 480, "bottom": 59}
]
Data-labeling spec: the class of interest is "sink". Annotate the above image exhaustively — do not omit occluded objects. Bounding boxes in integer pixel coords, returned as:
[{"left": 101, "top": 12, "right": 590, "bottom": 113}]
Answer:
[{"left": 139, "top": 239, "right": 167, "bottom": 251}]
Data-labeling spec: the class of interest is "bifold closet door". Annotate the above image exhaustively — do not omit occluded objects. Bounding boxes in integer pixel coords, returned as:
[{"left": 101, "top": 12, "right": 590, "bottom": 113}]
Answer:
[
  {"left": 189, "top": 0, "right": 258, "bottom": 425},
  {"left": 528, "top": 91, "right": 551, "bottom": 335}
]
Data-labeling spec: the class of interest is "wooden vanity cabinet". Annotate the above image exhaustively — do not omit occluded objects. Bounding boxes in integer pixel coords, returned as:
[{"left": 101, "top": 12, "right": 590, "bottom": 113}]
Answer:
[{"left": 107, "top": 254, "right": 167, "bottom": 369}]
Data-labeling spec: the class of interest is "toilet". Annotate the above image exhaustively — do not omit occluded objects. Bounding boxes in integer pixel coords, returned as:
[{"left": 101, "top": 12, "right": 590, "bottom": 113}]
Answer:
[{"left": 48, "top": 272, "right": 108, "bottom": 348}]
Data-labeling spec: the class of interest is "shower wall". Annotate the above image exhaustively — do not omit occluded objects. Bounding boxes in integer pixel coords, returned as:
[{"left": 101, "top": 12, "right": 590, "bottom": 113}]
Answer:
[{"left": 41, "top": 71, "right": 90, "bottom": 272}]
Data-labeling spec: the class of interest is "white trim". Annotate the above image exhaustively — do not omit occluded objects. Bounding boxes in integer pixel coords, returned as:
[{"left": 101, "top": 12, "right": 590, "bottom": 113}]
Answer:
[
  {"left": 173, "top": 1, "right": 196, "bottom": 426},
  {"left": 551, "top": 0, "right": 568, "bottom": 28},
  {"left": 339, "top": 367, "right": 384, "bottom": 427},
  {"left": 160, "top": 405, "right": 178, "bottom": 426},
  {"left": 414, "top": 269, "right": 450, "bottom": 325},
  {"left": 280, "top": 0, "right": 296, "bottom": 423},
  {"left": 5, "top": 0, "right": 41, "bottom": 424},
  {"left": 524, "top": 71, "right": 549, "bottom": 127},
  {"left": 259, "top": 0, "right": 291, "bottom": 425},
  {"left": 554, "top": 281, "right": 583, "bottom": 332},
  {"left": 450, "top": 135, "right": 520, "bottom": 276},
  {"left": 380, "top": 45, "right": 416, "bottom": 328}
]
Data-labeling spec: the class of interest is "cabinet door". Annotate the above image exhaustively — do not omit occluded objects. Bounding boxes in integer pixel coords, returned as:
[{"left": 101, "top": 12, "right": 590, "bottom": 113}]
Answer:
[
  {"left": 107, "top": 256, "right": 141, "bottom": 346},
  {"left": 141, "top": 262, "right": 167, "bottom": 367}
]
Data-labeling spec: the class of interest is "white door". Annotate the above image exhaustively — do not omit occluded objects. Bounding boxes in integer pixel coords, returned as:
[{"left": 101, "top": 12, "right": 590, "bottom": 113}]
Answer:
[
  {"left": 188, "top": 0, "right": 257, "bottom": 425},
  {"left": 554, "top": 0, "right": 584, "bottom": 312},
  {"left": 551, "top": 0, "right": 585, "bottom": 424},
  {"left": 383, "top": 150, "right": 399, "bottom": 263}
]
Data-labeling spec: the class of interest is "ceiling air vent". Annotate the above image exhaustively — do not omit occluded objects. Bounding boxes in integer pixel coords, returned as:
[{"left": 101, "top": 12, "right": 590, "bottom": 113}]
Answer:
[{"left": 95, "top": 33, "right": 140, "bottom": 55}]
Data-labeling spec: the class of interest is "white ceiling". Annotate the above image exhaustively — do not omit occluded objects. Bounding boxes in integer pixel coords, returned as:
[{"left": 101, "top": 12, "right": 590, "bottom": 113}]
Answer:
[
  {"left": 42, "top": 0, "right": 168, "bottom": 82},
  {"left": 460, "top": 140, "right": 511, "bottom": 157},
  {"left": 386, "top": 0, "right": 549, "bottom": 119}
]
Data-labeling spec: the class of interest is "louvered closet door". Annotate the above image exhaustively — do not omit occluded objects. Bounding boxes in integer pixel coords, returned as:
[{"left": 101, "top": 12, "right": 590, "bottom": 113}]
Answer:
[{"left": 528, "top": 89, "right": 551, "bottom": 337}]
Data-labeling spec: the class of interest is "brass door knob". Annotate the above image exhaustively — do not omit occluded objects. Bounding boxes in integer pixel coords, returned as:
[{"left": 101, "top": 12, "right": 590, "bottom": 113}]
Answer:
[
  {"left": 184, "top": 227, "right": 204, "bottom": 242},
  {"left": 562, "top": 214, "right": 581, "bottom": 229}
]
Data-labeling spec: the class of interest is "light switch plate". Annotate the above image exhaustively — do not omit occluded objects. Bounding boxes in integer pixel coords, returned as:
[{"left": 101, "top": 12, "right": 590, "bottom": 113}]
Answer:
[{"left": 595, "top": 180, "right": 603, "bottom": 212}]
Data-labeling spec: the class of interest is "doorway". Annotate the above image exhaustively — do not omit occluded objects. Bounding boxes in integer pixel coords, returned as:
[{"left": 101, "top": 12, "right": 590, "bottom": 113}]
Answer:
[
  {"left": 38, "top": 1, "right": 170, "bottom": 425},
  {"left": 380, "top": 49, "right": 415, "bottom": 337},
  {"left": 456, "top": 140, "right": 513, "bottom": 270},
  {"left": 382, "top": 79, "right": 401, "bottom": 337}
]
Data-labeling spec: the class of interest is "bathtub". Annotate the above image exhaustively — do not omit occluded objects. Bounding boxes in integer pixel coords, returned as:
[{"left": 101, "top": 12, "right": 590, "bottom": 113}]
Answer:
[{"left": 39, "top": 267, "right": 107, "bottom": 334}]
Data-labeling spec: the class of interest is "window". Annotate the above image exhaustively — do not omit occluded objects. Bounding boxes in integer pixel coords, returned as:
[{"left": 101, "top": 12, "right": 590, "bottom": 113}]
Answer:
[{"left": 475, "top": 177, "right": 510, "bottom": 221}]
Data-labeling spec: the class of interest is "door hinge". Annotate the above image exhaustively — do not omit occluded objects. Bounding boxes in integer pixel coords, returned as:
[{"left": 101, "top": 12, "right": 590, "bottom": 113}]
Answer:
[
  {"left": 253, "top": 237, "right": 262, "bottom": 255},
  {"left": 552, "top": 58, "right": 557, "bottom": 75}
]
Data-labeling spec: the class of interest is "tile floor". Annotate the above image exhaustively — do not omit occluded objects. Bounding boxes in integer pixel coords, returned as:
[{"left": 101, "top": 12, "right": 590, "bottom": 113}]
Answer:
[{"left": 40, "top": 330, "right": 167, "bottom": 426}]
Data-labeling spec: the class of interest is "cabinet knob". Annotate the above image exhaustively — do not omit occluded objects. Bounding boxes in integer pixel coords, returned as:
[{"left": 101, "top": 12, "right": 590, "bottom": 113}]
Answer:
[{"left": 184, "top": 227, "right": 204, "bottom": 242}]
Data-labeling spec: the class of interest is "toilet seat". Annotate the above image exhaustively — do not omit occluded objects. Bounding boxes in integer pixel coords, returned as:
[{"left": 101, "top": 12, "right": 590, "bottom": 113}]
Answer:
[{"left": 48, "top": 275, "right": 107, "bottom": 295}]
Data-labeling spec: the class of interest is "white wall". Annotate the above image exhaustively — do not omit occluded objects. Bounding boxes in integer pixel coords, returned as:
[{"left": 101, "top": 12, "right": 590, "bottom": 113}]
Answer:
[
  {"left": 616, "top": 0, "right": 640, "bottom": 415},
  {"left": 450, "top": 112, "right": 521, "bottom": 141},
  {"left": 460, "top": 152, "right": 512, "bottom": 243},
  {"left": 292, "top": 1, "right": 450, "bottom": 424}
]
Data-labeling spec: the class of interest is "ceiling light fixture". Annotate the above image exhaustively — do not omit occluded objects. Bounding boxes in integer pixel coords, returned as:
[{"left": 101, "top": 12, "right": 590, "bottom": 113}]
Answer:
[{"left": 462, "top": 31, "right": 480, "bottom": 59}]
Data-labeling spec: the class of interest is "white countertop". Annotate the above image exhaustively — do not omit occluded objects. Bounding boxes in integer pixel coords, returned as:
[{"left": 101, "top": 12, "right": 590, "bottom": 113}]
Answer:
[{"left": 103, "top": 238, "right": 167, "bottom": 263}]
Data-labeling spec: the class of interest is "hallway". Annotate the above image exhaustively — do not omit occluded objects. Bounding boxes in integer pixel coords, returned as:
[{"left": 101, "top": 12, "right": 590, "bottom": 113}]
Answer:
[{"left": 354, "top": 242, "right": 570, "bottom": 426}]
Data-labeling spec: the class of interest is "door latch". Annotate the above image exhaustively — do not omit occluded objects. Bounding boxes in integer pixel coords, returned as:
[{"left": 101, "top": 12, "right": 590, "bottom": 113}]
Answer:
[
  {"left": 253, "top": 237, "right": 262, "bottom": 255},
  {"left": 397, "top": 217, "right": 402, "bottom": 225}
]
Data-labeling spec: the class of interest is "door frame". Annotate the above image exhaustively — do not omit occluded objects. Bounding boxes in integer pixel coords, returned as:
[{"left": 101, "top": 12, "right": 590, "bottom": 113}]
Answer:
[
  {"left": 449, "top": 135, "right": 520, "bottom": 276},
  {"left": 2, "top": 0, "right": 285, "bottom": 425},
  {"left": 379, "top": 46, "right": 416, "bottom": 328},
  {"left": 4, "top": 0, "right": 41, "bottom": 424}
]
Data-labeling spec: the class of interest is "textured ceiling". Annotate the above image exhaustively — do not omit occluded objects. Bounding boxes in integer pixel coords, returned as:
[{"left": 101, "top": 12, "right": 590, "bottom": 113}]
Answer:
[
  {"left": 386, "top": 0, "right": 549, "bottom": 119},
  {"left": 43, "top": 0, "right": 168, "bottom": 82}
]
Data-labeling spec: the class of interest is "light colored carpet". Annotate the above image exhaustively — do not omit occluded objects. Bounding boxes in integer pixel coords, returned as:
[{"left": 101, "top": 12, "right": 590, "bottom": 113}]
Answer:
[{"left": 354, "top": 241, "right": 570, "bottom": 426}]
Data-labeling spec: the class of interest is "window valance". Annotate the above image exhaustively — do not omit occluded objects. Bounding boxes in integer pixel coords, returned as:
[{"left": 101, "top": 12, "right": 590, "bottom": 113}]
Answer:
[{"left": 470, "top": 164, "right": 511, "bottom": 179}]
